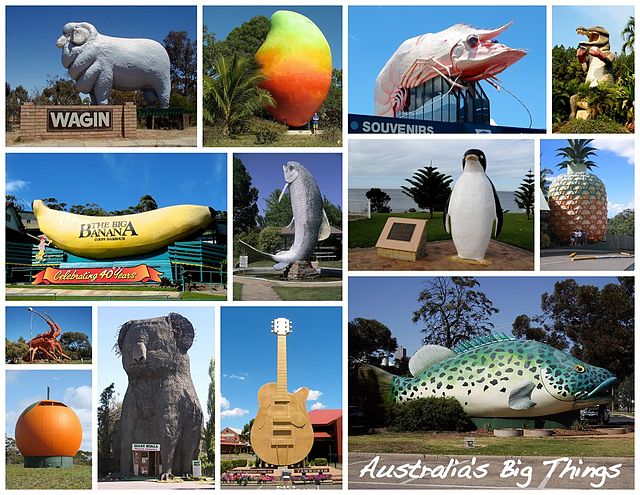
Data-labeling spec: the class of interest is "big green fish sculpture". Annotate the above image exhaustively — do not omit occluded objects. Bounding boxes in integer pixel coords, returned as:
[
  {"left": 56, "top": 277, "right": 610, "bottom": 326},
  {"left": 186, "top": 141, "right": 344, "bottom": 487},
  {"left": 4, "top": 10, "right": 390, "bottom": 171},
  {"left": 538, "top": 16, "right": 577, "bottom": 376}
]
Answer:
[{"left": 361, "top": 334, "right": 615, "bottom": 417}]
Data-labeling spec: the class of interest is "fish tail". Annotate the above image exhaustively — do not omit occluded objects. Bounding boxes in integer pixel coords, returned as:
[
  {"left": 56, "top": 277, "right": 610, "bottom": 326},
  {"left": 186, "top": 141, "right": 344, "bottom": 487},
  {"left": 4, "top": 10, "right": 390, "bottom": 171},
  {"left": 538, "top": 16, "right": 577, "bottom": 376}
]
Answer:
[
  {"left": 358, "top": 364, "right": 397, "bottom": 404},
  {"left": 238, "top": 239, "right": 276, "bottom": 262}
]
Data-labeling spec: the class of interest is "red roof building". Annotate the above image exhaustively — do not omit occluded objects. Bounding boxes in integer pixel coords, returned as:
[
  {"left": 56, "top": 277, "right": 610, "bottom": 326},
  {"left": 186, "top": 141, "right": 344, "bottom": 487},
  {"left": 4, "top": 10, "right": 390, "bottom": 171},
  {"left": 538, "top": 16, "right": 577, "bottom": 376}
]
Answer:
[{"left": 309, "top": 409, "right": 342, "bottom": 463}]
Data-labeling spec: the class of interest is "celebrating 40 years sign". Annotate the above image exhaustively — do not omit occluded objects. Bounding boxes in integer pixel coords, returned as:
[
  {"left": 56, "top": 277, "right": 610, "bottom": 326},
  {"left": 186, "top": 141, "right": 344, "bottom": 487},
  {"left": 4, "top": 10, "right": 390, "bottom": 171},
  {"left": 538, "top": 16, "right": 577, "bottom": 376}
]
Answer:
[{"left": 32, "top": 265, "right": 163, "bottom": 285}]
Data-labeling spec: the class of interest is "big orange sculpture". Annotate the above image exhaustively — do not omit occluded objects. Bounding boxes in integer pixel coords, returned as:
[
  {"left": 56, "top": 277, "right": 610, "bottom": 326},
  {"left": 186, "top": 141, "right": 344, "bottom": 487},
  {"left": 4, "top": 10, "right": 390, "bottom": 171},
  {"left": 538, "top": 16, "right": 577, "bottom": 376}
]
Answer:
[
  {"left": 15, "top": 400, "right": 83, "bottom": 468},
  {"left": 256, "top": 10, "right": 332, "bottom": 127}
]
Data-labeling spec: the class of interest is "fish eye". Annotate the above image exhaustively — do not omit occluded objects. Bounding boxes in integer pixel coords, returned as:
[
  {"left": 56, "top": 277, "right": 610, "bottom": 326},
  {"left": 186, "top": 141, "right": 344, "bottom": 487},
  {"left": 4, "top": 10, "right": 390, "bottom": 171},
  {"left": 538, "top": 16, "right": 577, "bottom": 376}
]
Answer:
[
  {"left": 467, "top": 35, "right": 479, "bottom": 48},
  {"left": 574, "top": 364, "right": 585, "bottom": 373}
]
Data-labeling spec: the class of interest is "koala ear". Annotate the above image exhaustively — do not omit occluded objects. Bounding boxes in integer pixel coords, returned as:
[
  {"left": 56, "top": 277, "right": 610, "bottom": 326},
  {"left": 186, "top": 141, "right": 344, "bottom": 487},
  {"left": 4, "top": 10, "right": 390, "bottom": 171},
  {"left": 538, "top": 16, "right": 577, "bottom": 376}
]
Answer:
[
  {"left": 71, "top": 23, "right": 94, "bottom": 45},
  {"left": 117, "top": 322, "right": 130, "bottom": 353},
  {"left": 168, "top": 313, "right": 195, "bottom": 353}
]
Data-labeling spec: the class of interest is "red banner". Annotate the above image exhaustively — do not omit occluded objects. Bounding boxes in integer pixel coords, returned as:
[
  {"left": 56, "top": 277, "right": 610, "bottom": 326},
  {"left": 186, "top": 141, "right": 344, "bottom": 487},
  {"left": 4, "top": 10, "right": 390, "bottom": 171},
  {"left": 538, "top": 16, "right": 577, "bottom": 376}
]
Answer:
[{"left": 32, "top": 265, "right": 163, "bottom": 285}]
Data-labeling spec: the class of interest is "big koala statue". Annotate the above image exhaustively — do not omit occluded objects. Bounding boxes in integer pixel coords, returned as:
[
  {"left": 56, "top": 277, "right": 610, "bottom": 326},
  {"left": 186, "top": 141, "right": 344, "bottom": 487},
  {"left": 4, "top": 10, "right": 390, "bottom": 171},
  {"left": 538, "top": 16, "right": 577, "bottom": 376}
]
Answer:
[
  {"left": 56, "top": 22, "right": 171, "bottom": 107},
  {"left": 117, "top": 313, "right": 203, "bottom": 476}
]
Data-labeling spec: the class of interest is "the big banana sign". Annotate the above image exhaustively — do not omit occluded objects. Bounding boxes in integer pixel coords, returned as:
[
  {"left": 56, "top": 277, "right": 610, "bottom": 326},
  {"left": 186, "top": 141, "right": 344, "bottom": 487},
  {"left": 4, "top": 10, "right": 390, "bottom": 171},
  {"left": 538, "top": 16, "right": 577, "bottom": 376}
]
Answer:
[
  {"left": 32, "top": 265, "right": 163, "bottom": 285},
  {"left": 32, "top": 199, "right": 213, "bottom": 259}
]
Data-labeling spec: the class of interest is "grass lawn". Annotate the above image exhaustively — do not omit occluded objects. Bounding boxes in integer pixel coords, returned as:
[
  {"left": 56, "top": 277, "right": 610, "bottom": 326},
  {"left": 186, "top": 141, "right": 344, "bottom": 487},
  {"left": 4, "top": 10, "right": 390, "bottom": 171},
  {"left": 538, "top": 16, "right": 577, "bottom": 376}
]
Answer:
[
  {"left": 6, "top": 463, "right": 92, "bottom": 489},
  {"left": 204, "top": 128, "right": 341, "bottom": 147},
  {"left": 234, "top": 283, "right": 244, "bottom": 300},
  {"left": 272, "top": 285, "right": 342, "bottom": 301},
  {"left": 349, "top": 212, "right": 534, "bottom": 252},
  {"left": 235, "top": 259, "right": 343, "bottom": 269},
  {"left": 349, "top": 433, "right": 634, "bottom": 457},
  {"left": 179, "top": 292, "right": 227, "bottom": 301},
  {"left": 6, "top": 284, "right": 175, "bottom": 292}
]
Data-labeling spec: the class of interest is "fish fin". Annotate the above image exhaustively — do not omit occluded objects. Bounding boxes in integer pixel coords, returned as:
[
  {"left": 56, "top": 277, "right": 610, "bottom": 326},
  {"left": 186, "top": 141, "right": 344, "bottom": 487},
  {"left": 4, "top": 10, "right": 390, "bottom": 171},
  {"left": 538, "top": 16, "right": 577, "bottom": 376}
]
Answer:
[
  {"left": 409, "top": 345, "right": 457, "bottom": 377},
  {"left": 452, "top": 333, "right": 515, "bottom": 353},
  {"left": 318, "top": 210, "right": 331, "bottom": 241},
  {"left": 285, "top": 216, "right": 295, "bottom": 230},
  {"left": 358, "top": 364, "right": 395, "bottom": 404},
  {"left": 238, "top": 239, "right": 276, "bottom": 261},
  {"left": 508, "top": 381, "right": 537, "bottom": 410},
  {"left": 273, "top": 262, "right": 289, "bottom": 270}
]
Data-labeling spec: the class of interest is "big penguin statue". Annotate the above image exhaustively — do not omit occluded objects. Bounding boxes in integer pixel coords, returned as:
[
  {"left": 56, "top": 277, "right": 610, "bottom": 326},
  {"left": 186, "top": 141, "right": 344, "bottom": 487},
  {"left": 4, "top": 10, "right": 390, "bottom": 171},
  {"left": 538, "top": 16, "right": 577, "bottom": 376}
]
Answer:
[{"left": 444, "top": 149, "right": 502, "bottom": 261}]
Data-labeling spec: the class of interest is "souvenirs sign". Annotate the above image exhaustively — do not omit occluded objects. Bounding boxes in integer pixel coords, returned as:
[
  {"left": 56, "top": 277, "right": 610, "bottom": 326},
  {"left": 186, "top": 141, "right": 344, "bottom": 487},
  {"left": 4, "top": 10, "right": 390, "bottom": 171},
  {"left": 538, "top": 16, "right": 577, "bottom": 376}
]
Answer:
[
  {"left": 47, "top": 109, "right": 113, "bottom": 131},
  {"left": 375, "top": 217, "right": 428, "bottom": 261},
  {"left": 32, "top": 265, "right": 163, "bottom": 285}
]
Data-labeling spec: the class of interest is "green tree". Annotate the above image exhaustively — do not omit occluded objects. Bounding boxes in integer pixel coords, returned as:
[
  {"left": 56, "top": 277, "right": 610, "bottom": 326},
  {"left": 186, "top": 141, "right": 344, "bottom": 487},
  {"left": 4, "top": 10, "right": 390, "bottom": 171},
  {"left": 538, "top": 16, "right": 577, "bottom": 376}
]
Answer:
[
  {"left": 203, "top": 54, "right": 275, "bottom": 136},
  {"left": 512, "top": 278, "right": 634, "bottom": 381},
  {"left": 401, "top": 165, "right": 453, "bottom": 218},
  {"left": 6, "top": 83, "right": 30, "bottom": 128},
  {"left": 540, "top": 167, "right": 553, "bottom": 198},
  {"left": 241, "top": 418, "right": 255, "bottom": 438},
  {"left": 233, "top": 157, "right": 259, "bottom": 234},
  {"left": 59, "top": 332, "right": 92, "bottom": 359},
  {"left": 608, "top": 209, "right": 634, "bottom": 235},
  {"left": 614, "top": 373, "right": 634, "bottom": 412},
  {"left": 412, "top": 277, "right": 499, "bottom": 347},
  {"left": 365, "top": 188, "right": 391, "bottom": 213},
  {"left": 621, "top": 16, "right": 635, "bottom": 55},
  {"left": 263, "top": 189, "right": 293, "bottom": 227},
  {"left": 164, "top": 31, "right": 197, "bottom": 100},
  {"left": 5, "top": 338, "right": 29, "bottom": 364},
  {"left": 69, "top": 203, "right": 108, "bottom": 216},
  {"left": 348, "top": 318, "right": 398, "bottom": 372},
  {"left": 97, "top": 384, "right": 117, "bottom": 476},
  {"left": 556, "top": 139, "right": 598, "bottom": 171},
  {"left": 551, "top": 45, "right": 585, "bottom": 122},
  {"left": 323, "top": 197, "right": 342, "bottom": 228},
  {"left": 6, "top": 436, "right": 23, "bottom": 464},
  {"left": 258, "top": 226, "right": 283, "bottom": 254},
  {"left": 514, "top": 169, "right": 535, "bottom": 220},
  {"left": 6, "top": 194, "right": 25, "bottom": 211},
  {"left": 134, "top": 195, "right": 159, "bottom": 213},
  {"left": 203, "top": 359, "right": 215, "bottom": 464},
  {"left": 318, "top": 69, "right": 342, "bottom": 129},
  {"left": 34, "top": 76, "right": 82, "bottom": 105},
  {"left": 42, "top": 197, "right": 67, "bottom": 211}
]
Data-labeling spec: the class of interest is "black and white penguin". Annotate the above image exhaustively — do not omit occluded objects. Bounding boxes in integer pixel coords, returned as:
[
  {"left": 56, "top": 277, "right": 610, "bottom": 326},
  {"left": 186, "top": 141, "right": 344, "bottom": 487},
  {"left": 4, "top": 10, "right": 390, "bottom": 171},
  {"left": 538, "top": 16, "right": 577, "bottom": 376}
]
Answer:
[{"left": 443, "top": 149, "right": 503, "bottom": 261}]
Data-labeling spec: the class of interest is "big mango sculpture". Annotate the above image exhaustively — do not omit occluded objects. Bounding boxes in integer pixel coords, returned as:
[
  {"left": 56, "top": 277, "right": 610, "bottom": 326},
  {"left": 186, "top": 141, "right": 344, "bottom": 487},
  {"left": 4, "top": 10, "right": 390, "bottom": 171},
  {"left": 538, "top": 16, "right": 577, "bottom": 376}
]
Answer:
[{"left": 256, "top": 10, "right": 333, "bottom": 127}]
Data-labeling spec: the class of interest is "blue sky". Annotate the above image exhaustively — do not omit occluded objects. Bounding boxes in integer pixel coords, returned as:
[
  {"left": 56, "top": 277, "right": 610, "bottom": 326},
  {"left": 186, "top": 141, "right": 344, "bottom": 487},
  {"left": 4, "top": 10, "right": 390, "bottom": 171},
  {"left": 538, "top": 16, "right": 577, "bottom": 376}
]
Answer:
[
  {"left": 221, "top": 306, "right": 342, "bottom": 430},
  {"left": 6, "top": 6, "right": 196, "bottom": 93},
  {"left": 6, "top": 369, "right": 92, "bottom": 451},
  {"left": 97, "top": 307, "right": 214, "bottom": 424},
  {"left": 6, "top": 306, "right": 92, "bottom": 344},
  {"left": 349, "top": 139, "right": 533, "bottom": 191},
  {"left": 349, "top": 6, "right": 546, "bottom": 128},
  {"left": 349, "top": 276, "right": 624, "bottom": 357},
  {"left": 553, "top": 6, "right": 634, "bottom": 54},
  {"left": 203, "top": 6, "right": 342, "bottom": 69},
  {"left": 541, "top": 138, "right": 635, "bottom": 217},
  {"left": 6, "top": 153, "right": 227, "bottom": 212},
  {"left": 235, "top": 153, "right": 342, "bottom": 215}
]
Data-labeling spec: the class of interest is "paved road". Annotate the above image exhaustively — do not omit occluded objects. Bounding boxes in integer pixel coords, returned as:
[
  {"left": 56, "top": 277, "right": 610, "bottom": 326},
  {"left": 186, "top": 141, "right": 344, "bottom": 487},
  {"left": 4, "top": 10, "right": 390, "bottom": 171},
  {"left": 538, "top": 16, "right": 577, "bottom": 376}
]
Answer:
[
  {"left": 349, "top": 454, "right": 633, "bottom": 489},
  {"left": 99, "top": 480, "right": 213, "bottom": 490},
  {"left": 541, "top": 253, "right": 634, "bottom": 271}
]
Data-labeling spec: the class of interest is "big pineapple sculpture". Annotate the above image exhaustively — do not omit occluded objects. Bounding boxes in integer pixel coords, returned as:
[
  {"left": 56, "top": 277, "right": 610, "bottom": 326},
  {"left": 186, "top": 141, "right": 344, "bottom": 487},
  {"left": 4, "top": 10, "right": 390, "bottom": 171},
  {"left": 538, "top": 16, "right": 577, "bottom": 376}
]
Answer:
[{"left": 548, "top": 139, "right": 607, "bottom": 242}]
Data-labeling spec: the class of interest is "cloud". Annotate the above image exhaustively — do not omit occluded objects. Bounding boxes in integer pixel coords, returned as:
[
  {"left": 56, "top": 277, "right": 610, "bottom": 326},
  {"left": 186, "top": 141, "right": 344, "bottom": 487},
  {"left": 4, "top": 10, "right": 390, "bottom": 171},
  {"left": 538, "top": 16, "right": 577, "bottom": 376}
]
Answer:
[
  {"left": 223, "top": 373, "right": 247, "bottom": 380},
  {"left": 6, "top": 179, "right": 29, "bottom": 193},
  {"left": 296, "top": 388, "right": 323, "bottom": 401},
  {"left": 349, "top": 139, "right": 534, "bottom": 190},
  {"left": 593, "top": 138, "right": 635, "bottom": 165},
  {"left": 608, "top": 201, "right": 635, "bottom": 217},
  {"left": 220, "top": 396, "right": 249, "bottom": 418},
  {"left": 310, "top": 402, "right": 326, "bottom": 411},
  {"left": 62, "top": 385, "right": 93, "bottom": 451},
  {"left": 221, "top": 407, "right": 249, "bottom": 418}
]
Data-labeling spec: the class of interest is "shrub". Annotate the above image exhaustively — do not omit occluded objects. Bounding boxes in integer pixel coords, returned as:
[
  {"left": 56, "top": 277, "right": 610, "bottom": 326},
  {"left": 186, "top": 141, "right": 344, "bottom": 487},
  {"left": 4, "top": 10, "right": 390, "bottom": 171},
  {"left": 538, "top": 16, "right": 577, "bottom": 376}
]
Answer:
[
  {"left": 234, "top": 230, "right": 261, "bottom": 260},
  {"left": 540, "top": 233, "right": 552, "bottom": 249},
  {"left": 312, "top": 458, "right": 328, "bottom": 466},
  {"left": 221, "top": 459, "right": 248, "bottom": 473},
  {"left": 252, "top": 118, "right": 287, "bottom": 145},
  {"left": 570, "top": 419, "right": 592, "bottom": 431},
  {"left": 390, "top": 397, "right": 475, "bottom": 432},
  {"left": 319, "top": 126, "right": 342, "bottom": 145},
  {"left": 553, "top": 116, "right": 630, "bottom": 134},
  {"left": 258, "top": 226, "right": 283, "bottom": 254}
]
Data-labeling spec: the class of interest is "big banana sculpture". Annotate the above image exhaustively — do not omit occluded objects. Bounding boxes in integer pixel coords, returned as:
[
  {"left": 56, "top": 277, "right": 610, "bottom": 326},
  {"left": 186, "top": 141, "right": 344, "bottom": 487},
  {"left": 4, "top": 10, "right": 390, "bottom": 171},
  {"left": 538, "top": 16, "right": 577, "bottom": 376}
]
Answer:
[{"left": 33, "top": 200, "right": 214, "bottom": 259}]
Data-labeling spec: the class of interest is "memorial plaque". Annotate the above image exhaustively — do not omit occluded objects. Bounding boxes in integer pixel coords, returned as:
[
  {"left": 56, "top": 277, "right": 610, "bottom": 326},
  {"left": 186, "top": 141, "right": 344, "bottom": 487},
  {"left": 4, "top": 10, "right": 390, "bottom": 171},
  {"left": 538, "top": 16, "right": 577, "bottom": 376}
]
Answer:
[
  {"left": 375, "top": 217, "right": 428, "bottom": 261},
  {"left": 387, "top": 222, "right": 416, "bottom": 242}
]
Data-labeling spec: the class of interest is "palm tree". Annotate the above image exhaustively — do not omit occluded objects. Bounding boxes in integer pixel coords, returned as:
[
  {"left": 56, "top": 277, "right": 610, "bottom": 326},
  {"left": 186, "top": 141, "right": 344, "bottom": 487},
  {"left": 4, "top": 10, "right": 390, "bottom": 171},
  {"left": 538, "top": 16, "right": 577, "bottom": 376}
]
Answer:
[
  {"left": 203, "top": 54, "right": 275, "bottom": 137},
  {"left": 401, "top": 164, "right": 452, "bottom": 218},
  {"left": 621, "top": 16, "right": 635, "bottom": 55},
  {"left": 548, "top": 139, "right": 607, "bottom": 242}
]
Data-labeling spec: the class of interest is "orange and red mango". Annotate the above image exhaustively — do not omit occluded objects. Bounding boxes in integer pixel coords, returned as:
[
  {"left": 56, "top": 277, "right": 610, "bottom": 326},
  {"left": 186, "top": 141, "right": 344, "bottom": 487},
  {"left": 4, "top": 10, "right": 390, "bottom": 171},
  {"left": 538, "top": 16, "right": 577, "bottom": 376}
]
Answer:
[{"left": 256, "top": 10, "right": 332, "bottom": 127}]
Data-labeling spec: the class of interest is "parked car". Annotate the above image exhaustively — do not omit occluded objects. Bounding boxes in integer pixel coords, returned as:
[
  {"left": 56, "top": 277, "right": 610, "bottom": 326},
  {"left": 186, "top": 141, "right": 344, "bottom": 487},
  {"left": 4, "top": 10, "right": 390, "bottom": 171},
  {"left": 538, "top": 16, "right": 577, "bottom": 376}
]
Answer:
[{"left": 580, "top": 406, "right": 610, "bottom": 424}]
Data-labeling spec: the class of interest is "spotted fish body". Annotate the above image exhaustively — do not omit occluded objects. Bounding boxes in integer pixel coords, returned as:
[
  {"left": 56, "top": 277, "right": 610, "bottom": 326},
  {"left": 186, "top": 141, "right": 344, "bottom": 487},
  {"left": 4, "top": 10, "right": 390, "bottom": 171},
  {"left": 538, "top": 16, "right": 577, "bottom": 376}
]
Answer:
[{"left": 389, "top": 334, "right": 615, "bottom": 417}]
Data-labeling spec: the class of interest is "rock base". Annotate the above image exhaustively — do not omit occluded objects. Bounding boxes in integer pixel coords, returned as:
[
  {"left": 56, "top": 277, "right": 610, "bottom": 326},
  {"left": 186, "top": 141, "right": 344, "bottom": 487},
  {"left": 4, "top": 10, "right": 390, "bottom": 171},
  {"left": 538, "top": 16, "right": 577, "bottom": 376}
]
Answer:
[{"left": 286, "top": 261, "right": 320, "bottom": 280}]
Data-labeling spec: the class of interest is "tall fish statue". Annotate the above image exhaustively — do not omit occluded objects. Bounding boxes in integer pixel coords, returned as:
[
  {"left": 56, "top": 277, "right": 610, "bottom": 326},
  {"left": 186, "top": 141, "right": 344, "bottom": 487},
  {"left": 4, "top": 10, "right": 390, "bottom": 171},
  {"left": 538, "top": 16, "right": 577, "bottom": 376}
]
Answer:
[
  {"left": 240, "top": 161, "right": 331, "bottom": 270},
  {"left": 375, "top": 22, "right": 527, "bottom": 117},
  {"left": 360, "top": 334, "right": 616, "bottom": 417}
]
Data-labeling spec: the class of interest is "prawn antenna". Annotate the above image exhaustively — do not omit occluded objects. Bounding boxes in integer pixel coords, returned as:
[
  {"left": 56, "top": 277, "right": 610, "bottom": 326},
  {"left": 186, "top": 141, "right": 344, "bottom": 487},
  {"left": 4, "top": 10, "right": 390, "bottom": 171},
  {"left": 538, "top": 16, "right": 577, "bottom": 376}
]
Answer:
[{"left": 499, "top": 83, "right": 533, "bottom": 129}]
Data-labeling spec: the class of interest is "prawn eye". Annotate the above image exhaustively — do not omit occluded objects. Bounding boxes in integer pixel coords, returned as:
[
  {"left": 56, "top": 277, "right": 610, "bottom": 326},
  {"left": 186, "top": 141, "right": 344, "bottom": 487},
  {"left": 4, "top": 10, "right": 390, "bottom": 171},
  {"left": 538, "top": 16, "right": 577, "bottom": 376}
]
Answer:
[
  {"left": 575, "top": 364, "right": 585, "bottom": 373},
  {"left": 467, "top": 35, "right": 479, "bottom": 48}
]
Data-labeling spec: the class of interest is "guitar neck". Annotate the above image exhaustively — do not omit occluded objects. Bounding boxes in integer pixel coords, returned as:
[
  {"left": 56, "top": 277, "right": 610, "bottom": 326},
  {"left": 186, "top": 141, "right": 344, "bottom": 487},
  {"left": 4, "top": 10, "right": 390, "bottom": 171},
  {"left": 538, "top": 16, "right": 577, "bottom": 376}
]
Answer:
[{"left": 276, "top": 334, "right": 287, "bottom": 393}]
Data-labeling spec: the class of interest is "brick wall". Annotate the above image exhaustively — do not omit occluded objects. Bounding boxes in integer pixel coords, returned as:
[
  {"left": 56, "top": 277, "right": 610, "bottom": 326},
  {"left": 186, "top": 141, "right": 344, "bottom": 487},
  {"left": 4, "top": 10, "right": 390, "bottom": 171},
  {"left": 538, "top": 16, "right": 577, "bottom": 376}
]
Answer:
[{"left": 20, "top": 102, "right": 137, "bottom": 141}]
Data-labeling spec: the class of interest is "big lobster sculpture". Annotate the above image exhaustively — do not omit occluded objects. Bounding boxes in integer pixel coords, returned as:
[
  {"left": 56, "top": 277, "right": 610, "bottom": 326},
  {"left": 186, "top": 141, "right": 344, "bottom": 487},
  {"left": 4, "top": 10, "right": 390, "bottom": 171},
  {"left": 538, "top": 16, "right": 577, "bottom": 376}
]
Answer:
[{"left": 24, "top": 307, "right": 71, "bottom": 363}]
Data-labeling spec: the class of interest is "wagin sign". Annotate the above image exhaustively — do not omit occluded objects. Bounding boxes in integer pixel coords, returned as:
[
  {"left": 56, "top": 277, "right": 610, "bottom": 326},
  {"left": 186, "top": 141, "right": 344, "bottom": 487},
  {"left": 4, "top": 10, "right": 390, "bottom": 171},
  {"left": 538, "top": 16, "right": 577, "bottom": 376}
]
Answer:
[{"left": 47, "top": 109, "right": 113, "bottom": 131}]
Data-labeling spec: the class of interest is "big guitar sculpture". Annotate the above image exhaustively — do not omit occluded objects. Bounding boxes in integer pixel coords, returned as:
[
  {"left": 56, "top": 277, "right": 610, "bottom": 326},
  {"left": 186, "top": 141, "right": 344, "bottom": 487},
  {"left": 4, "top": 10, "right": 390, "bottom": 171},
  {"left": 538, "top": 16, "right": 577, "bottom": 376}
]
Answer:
[{"left": 250, "top": 318, "right": 314, "bottom": 466}]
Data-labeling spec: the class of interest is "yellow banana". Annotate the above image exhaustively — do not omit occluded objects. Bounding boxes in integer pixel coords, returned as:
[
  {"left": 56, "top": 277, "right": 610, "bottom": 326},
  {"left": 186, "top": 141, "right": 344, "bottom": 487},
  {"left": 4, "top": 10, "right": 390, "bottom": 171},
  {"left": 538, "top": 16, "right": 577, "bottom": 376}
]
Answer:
[{"left": 33, "top": 199, "right": 214, "bottom": 259}]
